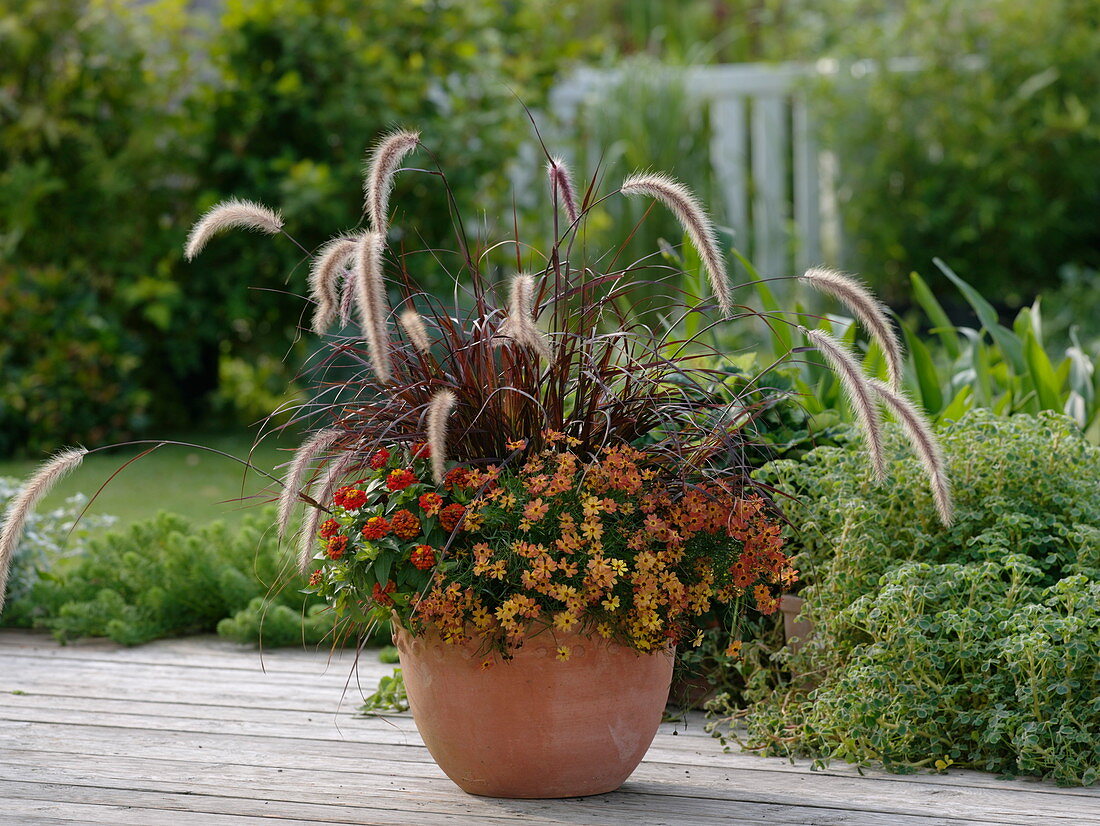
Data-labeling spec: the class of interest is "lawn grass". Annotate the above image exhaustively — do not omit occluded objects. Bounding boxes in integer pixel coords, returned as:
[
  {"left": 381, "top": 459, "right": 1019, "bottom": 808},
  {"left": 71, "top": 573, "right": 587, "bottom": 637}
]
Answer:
[{"left": 0, "top": 431, "right": 296, "bottom": 530}]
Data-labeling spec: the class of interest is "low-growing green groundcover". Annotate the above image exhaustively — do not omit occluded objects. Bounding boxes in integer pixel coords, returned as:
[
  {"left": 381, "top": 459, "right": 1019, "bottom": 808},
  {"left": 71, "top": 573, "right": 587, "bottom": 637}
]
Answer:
[
  {"left": 708, "top": 410, "right": 1099, "bottom": 786},
  {"left": 1, "top": 507, "right": 345, "bottom": 648}
]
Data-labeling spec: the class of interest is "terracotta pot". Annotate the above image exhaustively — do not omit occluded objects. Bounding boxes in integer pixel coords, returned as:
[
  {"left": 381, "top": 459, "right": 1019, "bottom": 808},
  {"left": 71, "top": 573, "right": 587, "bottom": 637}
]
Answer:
[
  {"left": 394, "top": 623, "right": 674, "bottom": 798},
  {"left": 779, "top": 594, "right": 812, "bottom": 654}
]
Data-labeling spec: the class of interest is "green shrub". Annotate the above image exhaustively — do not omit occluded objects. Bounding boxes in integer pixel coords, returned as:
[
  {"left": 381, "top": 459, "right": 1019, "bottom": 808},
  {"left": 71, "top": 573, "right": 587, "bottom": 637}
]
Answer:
[
  {"left": 24, "top": 508, "right": 336, "bottom": 646},
  {"left": 708, "top": 410, "right": 1100, "bottom": 785},
  {"left": 0, "top": 477, "right": 115, "bottom": 626},
  {"left": 818, "top": 0, "right": 1100, "bottom": 302}
]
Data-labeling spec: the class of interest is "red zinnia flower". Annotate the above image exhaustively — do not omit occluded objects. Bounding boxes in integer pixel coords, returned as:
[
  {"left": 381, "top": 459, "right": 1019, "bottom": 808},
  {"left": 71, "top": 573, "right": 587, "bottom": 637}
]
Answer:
[
  {"left": 326, "top": 535, "right": 349, "bottom": 560},
  {"left": 444, "top": 467, "right": 471, "bottom": 491},
  {"left": 361, "top": 516, "right": 390, "bottom": 540},
  {"left": 318, "top": 519, "right": 340, "bottom": 539},
  {"left": 390, "top": 509, "right": 421, "bottom": 540},
  {"left": 439, "top": 503, "right": 466, "bottom": 532},
  {"left": 411, "top": 441, "right": 431, "bottom": 459},
  {"left": 372, "top": 580, "right": 396, "bottom": 606},
  {"left": 410, "top": 545, "right": 436, "bottom": 570},
  {"left": 369, "top": 448, "right": 391, "bottom": 470},
  {"left": 386, "top": 468, "right": 417, "bottom": 491},
  {"left": 334, "top": 486, "right": 368, "bottom": 510},
  {"left": 308, "top": 569, "right": 323, "bottom": 587},
  {"left": 418, "top": 492, "right": 443, "bottom": 516}
]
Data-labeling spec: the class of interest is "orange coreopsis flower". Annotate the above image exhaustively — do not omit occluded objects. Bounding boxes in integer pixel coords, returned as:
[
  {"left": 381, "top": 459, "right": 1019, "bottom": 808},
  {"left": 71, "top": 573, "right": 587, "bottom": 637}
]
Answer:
[
  {"left": 523, "top": 497, "right": 549, "bottom": 524},
  {"left": 390, "top": 509, "right": 421, "bottom": 540}
]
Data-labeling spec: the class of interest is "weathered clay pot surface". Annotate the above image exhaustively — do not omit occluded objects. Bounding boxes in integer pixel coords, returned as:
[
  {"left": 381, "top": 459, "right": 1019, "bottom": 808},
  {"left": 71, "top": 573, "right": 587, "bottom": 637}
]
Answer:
[{"left": 394, "top": 623, "right": 674, "bottom": 798}]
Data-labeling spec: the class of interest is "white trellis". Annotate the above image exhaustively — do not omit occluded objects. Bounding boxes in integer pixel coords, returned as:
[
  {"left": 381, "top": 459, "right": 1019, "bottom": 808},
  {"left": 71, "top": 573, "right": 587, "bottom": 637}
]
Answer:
[{"left": 550, "top": 62, "right": 841, "bottom": 280}]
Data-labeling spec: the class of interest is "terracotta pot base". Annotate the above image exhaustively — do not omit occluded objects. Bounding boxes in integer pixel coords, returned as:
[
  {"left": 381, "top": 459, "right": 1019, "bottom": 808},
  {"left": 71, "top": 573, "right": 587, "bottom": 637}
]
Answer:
[{"left": 394, "top": 624, "right": 674, "bottom": 798}]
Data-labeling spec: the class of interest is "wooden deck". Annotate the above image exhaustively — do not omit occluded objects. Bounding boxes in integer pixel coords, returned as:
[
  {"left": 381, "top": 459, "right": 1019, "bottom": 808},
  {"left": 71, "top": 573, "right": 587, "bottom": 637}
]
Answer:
[{"left": 0, "top": 630, "right": 1095, "bottom": 826}]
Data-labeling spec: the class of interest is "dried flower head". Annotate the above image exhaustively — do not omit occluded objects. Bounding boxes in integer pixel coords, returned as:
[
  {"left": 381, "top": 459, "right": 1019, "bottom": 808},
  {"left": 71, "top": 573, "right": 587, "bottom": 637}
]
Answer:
[
  {"left": 869, "top": 380, "right": 954, "bottom": 526},
  {"left": 399, "top": 309, "right": 431, "bottom": 354},
  {"left": 427, "top": 389, "right": 457, "bottom": 485},
  {"left": 802, "top": 267, "right": 904, "bottom": 390},
  {"left": 355, "top": 231, "right": 392, "bottom": 382},
  {"left": 184, "top": 198, "right": 283, "bottom": 261},
  {"left": 308, "top": 236, "right": 358, "bottom": 335},
  {"left": 364, "top": 129, "right": 421, "bottom": 234},
  {"left": 0, "top": 447, "right": 87, "bottom": 612},
  {"left": 802, "top": 328, "right": 887, "bottom": 481},
  {"left": 495, "top": 273, "right": 550, "bottom": 359},
  {"left": 620, "top": 172, "right": 731, "bottom": 316},
  {"left": 547, "top": 157, "right": 579, "bottom": 225},
  {"left": 277, "top": 429, "right": 344, "bottom": 540}
]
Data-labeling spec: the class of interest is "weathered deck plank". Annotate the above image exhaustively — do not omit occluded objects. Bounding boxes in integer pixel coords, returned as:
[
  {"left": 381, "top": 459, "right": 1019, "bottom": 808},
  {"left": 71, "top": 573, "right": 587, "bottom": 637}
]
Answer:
[{"left": 0, "top": 630, "right": 1095, "bottom": 825}]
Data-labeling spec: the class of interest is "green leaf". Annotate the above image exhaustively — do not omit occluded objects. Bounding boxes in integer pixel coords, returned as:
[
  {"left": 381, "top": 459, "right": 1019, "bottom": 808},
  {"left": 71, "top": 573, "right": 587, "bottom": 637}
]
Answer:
[
  {"left": 936, "top": 385, "right": 972, "bottom": 423},
  {"left": 1023, "top": 328, "right": 1063, "bottom": 412},
  {"left": 910, "top": 271, "right": 960, "bottom": 359},
  {"left": 934, "top": 258, "right": 1025, "bottom": 373},
  {"left": 903, "top": 323, "right": 944, "bottom": 414},
  {"left": 374, "top": 553, "right": 393, "bottom": 588},
  {"left": 734, "top": 247, "right": 793, "bottom": 356}
]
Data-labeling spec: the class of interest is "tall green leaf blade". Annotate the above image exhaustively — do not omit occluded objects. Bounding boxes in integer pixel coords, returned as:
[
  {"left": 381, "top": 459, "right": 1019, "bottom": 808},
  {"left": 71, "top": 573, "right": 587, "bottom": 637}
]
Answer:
[
  {"left": 1024, "top": 327, "right": 1063, "bottom": 412},
  {"left": 934, "top": 257, "right": 1025, "bottom": 373},
  {"left": 937, "top": 385, "right": 972, "bottom": 424},
  {"left": 910, "top": 270, "right": 961, "bottom": 358},
  {"left": 903, "top": 323, "right": 944, "bottom": 414}
]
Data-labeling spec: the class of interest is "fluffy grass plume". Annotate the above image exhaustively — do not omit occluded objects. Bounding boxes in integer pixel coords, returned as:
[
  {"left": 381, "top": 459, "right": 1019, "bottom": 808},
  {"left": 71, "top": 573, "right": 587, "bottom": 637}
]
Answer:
[
  {"left": 427, "top": 389, "right": 457, "bottom": 484},
  {"left": 870, "top": 379, "right": 954, "bottom": 526},
  {"left": 364, "top": 129, "right": 421, "bottom": 233},
  {"left": 495, "top": 273, "right": 550, "bottom": 359},
  {"left": 184, "top": 198, "right": 283, "bottom": 261},
  {"left": 277, "top": 429, "right": 344, "bottom": 540},
  {"left": 802, "top": 328, "right": 887, "bottom": 482},
  {"left": 620, "top": 172, "right": 731, "bottom": 316},
  {"left": 802, "top": 267, "right": 904, "bottom": 390},
  {"left": 547, "top": 157, "right": 579, "bottom": 225},
  {"left": 0, "top": 447, "right": 87, "bottom": 612},
  {"left": 399, "top": 309, "right": 431, "bottom": 354},
  {"left": 298, "top": 452, "right": 359, "bottom": 574},
  {"left": 309, "top": 237, "right": 358, "bottom": 335},
  {"left": 355, "top": 231, "right": 393, "bottom": 382}
]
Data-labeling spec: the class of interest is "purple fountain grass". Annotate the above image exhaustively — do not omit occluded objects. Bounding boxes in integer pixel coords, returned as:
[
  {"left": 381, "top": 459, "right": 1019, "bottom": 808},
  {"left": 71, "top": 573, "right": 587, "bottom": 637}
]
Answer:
[
  {"left": 277, "top": 428, "right": 345, "bottom": 540},
  {"left": 620, "top": 172, "right": 732, "bottom": 317},
  {"left": 399, "top": 309, "right": 432, "bottom": 354},
  {"left": 801, "top": 328, "right": 887, "bottom": 482},
  {"left": 494, "top": 273, "right": 550, "bottom": 359},
  {"left": 364, "top": 129, "right": 421, "bottom": 234},
  {"left": 802, "top": 267, "right": 904, "bottom": 390},
  {"left": 309, "top": 236, "right": 358, "bottom": 335},
  {"left": 0, "top": 447, "right": 87, "bottom": 611},
  {"left": 355, "top": 231, "right": 393, "bottom": 382},
  {"left": 547, "top": 157, "right": 580, "bottom": 225},
  {"left": 184, "top": 198, "right": 284, "bottom": 260},
  {"left": 426, "top": 390, "right": 457, "bottom": 484},
  {"left": 298, "top": 451, "right": 360, "bottom": 574},
  {"left": 869, "top": 379, "right": 954, "bottom": 526}
]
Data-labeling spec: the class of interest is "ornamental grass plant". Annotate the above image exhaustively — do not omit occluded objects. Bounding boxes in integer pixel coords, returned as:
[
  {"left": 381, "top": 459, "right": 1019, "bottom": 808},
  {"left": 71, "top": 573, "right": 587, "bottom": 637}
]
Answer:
[{"left": 1, "top": 127, "right": 951, "bottom": 660}]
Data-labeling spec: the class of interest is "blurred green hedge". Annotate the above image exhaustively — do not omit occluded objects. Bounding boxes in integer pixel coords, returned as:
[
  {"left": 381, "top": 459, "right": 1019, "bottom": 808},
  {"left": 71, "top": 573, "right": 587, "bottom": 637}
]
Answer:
[
  {"left": 0, "top": 0, "right": 604, "bottom": 455},
  {"left": 818, "top": 0, "right": 1100, "bottom": 302}
]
